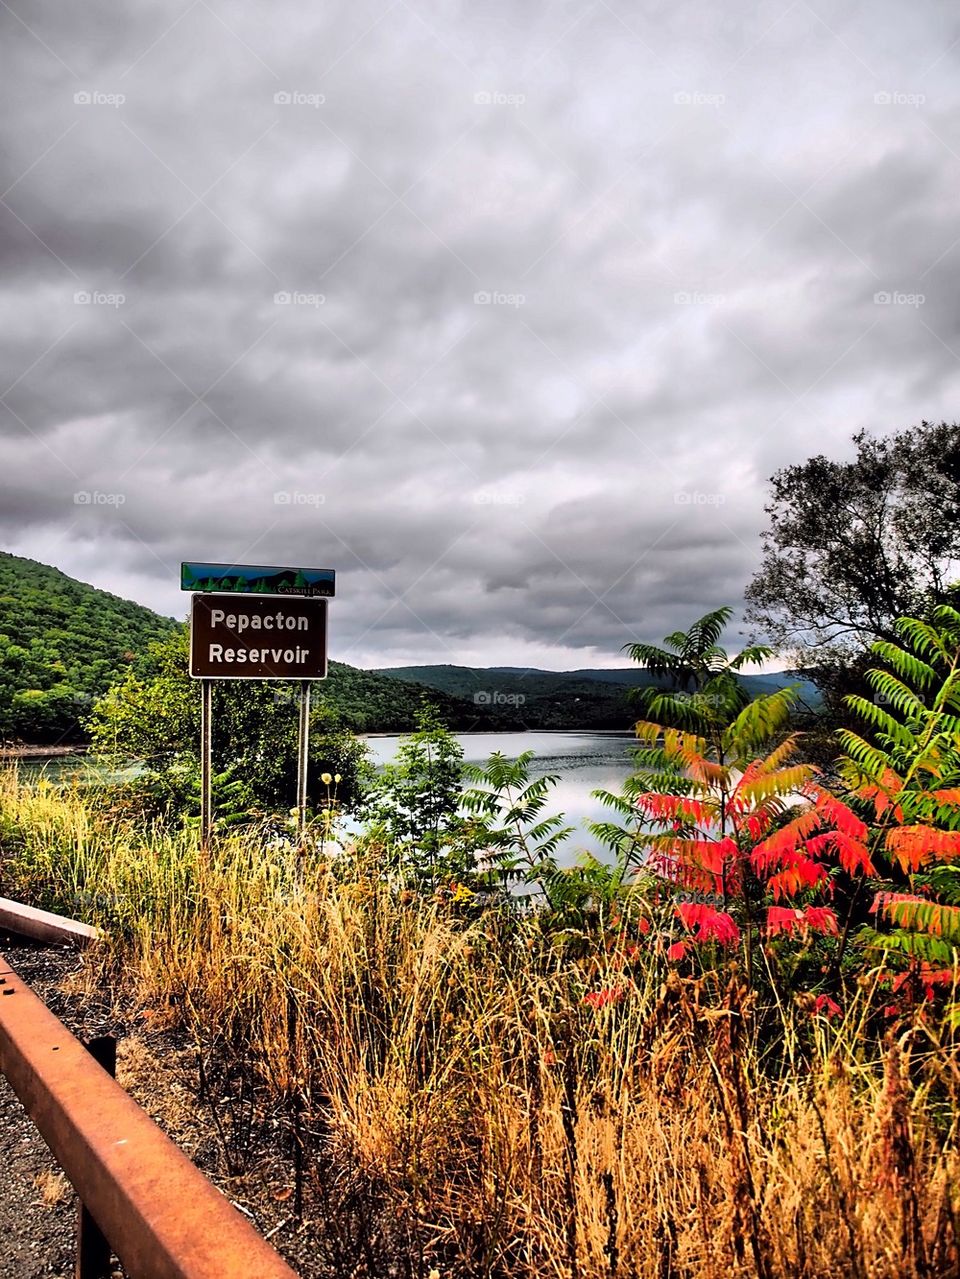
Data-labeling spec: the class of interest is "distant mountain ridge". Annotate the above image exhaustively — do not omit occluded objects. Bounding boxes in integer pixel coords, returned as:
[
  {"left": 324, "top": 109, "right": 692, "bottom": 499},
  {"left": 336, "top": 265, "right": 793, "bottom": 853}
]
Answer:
[
  {"left": 374, "top": 663, "right": 822, "bottom": 729},
  {"left": 0, "top": 551, "right": 821, "bottom": 744},
  {"left": 485, "top": 664, "right": 815, "bottom": 691}
]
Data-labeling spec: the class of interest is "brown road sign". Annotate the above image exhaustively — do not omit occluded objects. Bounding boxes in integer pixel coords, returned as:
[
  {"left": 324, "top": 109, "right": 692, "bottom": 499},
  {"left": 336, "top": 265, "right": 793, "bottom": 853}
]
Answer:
[{"left": 190, "top": 593, "right": 327, "bottom": 679}]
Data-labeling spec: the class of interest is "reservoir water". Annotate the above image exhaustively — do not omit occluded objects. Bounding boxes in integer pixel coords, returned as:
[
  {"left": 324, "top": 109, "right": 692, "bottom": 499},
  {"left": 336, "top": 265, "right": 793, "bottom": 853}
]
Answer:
[
  {"left": 366, "top": 730, "right": 639, "bottom": 862},
  {"left": 14, "top": 730, "right": 641, "bottom": 862}
]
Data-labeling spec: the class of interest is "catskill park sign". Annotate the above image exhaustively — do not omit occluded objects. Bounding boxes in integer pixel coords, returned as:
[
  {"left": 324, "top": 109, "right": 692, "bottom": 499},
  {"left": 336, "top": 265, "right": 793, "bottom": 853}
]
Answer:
[
  {"left": 181, "top": 561, "right": 335, "bottom": 598},
  {"left": 189, "top": 593, "right": 327, "bottom": 680}
]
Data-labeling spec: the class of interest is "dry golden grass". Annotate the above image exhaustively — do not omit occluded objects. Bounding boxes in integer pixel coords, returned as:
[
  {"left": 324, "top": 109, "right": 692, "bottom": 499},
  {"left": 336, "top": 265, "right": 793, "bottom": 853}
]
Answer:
[
  {"left": 32, "top": 1170, "right": 69, "bottom": 1208},
  {"left": 115, "top": 1034, "right": 202, "bottom": 1139},
  {"left": 2, "top": 770, "right": 959, "bottom": 1277}
]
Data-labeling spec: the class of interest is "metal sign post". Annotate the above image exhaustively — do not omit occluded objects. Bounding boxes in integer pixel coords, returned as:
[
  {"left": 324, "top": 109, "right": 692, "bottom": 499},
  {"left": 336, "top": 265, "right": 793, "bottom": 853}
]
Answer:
[
  {"left": 200, "top": 679, "right": 213, "bottom": 849},
  {"left": 296, "top": 681, "right": 311, "bottom": 840},
  {"left": 186, "top": 562, "right": 332, "bottom": 852}
]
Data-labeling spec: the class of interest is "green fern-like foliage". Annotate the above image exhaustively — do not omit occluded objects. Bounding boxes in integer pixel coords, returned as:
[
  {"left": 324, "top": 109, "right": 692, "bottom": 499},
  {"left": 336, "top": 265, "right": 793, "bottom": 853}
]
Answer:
[
  {"left": 625, "top": 606, "right": 781, "bottom": 756},
  {"left": 594, "top": 609, "right": 799, "bottom": 872},
  {"left": 857, "top": 924, "right": 958, "bottom": 965},
  {"left": 461, "top": 751, "right": 575, "bottom": 906},
  {"left": 840, "top": 605, "right": 960, "bottom": 967}
]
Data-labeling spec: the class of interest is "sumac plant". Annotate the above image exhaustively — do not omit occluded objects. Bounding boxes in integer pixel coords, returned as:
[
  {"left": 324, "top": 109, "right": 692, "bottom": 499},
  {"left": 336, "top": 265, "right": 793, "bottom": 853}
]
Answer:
[
  {"left": 839, "top": 606, "right": 960, "bottom": 1001},
  {"left": 623, "top": 723, "right": 873, "bottom": 978},
  {"left": 594, "top": 609, "right": 874, "bottom": 985}
]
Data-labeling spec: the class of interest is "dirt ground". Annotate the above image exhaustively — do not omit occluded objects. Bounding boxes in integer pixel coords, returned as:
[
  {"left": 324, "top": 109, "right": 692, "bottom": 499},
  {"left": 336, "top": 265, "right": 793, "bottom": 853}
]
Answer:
[
  {"left": 0, "top": 932, "right": 398, "bottom": 1279},
  {"left": 0, "top": 935, "right": 118, "bottom": 1278}
]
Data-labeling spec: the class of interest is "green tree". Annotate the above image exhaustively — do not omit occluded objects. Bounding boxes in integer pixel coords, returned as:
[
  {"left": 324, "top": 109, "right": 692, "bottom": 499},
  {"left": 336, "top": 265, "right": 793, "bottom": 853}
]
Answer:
[
  {"left": 361, "top": 703, "right": 471, "bottom": 888},
  {"left": 89, "top": 628, "right": 368, "bottom": 819},
  {"left": 746, "top": 422, "right": 960, "bottom": 665}
]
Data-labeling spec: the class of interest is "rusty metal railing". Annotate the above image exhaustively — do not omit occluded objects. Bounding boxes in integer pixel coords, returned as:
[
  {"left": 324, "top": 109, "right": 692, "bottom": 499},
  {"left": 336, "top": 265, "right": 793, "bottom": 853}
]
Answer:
[
  {"left": 0, "top": 895, "right": 98, "bottom": 946},
  {"left": 0, "top": 954, "right": 299, "bottom": 1278}
]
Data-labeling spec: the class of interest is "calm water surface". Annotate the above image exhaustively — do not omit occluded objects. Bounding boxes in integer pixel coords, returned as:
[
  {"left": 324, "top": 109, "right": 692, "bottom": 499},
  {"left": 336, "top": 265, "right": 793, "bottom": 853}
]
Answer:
[
  {"left": 14, "top": 731, "right": 641, "bottom": 861},
  {"left": 367, "top": 730, "right": 639, "bottom": 861},
  {"left": 13, "top": 754, "right": 132, "bottom": 785}
]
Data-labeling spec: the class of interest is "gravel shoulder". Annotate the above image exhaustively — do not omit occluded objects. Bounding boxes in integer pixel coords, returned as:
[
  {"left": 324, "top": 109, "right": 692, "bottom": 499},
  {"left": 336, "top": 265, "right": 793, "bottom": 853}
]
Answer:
[
  {"left": 0, "top": 935, "right": 108, "bottom": 1279},
  {"left": 0, "top": 932, "right": 402, "bottom": 1279}
]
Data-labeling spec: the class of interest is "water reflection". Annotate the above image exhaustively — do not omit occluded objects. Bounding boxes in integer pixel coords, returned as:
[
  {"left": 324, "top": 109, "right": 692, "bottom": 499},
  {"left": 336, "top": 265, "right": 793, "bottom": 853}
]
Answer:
[
  {"left": 12, "top": 731, "right": 642, "bottom": 863},
  {"left": 367, "top": 730, "right": 639, "bottom": 863}
]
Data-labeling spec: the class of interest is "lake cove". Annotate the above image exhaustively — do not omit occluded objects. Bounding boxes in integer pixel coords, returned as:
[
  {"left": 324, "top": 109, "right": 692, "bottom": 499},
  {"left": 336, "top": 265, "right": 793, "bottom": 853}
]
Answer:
[
  {"left": 17, "top": 731, "right": 641, "bottom": 861},
  {"left": 366, "top": 730, "right": 638, "bottom": 862}
]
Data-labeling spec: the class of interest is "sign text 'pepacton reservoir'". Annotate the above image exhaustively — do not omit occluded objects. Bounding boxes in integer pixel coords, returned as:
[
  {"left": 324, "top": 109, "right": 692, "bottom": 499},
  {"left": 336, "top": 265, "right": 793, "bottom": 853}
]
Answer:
[{"left": 189, "top": 593, "right": 327, "bottom": 679}]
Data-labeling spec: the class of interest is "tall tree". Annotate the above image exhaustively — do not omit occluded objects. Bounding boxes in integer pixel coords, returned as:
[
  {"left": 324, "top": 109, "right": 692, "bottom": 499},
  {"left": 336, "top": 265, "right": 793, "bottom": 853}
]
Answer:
[{"left": 746, "top": 422, "right": 960, "bottom": 665}]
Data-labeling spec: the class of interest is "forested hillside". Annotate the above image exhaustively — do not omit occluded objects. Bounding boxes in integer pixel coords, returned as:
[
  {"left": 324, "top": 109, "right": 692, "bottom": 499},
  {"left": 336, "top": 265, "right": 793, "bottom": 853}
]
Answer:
[
  {"left": 376, "top": 663, "right": 821, "bottom": 727},
  {"left": 0, "top": 553, "right": 820, "bottom": 745},
  {"left": 0, "top": 553, "right": 178, "bottom": 743},
  {"left": 0, "top": 554, "right": 510, "bottom": 743}
]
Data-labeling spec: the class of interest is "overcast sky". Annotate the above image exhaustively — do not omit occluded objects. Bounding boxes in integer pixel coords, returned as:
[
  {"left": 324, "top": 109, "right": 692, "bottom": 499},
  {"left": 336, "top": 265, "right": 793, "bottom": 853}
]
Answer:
[{"left": 2, "top": 1, "right": 959, "bottom": 670}]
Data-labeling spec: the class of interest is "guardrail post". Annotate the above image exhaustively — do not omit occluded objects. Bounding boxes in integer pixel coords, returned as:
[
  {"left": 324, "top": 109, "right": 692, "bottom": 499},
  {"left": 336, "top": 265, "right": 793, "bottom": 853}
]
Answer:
[
  {"left": 76, "top": 1036, "right": 117, "bottom": 1279},
  {"left": 0, "top": 957, "right": 300, "bottom": 1278}
]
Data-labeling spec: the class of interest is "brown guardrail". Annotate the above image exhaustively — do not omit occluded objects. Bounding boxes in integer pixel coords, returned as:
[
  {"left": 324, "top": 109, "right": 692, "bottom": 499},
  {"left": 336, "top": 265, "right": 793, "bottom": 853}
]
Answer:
[
  {"left": 0, "top": 896, "right": 98, "bottom": 946},
  {"left": 0, "top": 954, "right": 299, "bottom": 1278}
]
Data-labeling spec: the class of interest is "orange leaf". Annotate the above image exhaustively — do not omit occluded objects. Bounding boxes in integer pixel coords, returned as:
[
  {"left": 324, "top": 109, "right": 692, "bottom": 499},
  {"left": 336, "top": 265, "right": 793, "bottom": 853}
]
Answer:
[{"left": 885, "top": 826, "right": 960, "bottom": 872}]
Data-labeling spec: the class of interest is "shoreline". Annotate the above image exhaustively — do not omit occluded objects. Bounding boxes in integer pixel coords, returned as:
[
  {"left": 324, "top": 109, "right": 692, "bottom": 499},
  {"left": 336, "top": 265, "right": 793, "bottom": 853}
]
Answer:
[
  {"left": 360, "top": 727, "right": 637, "bottom": 739},
  {"left": 0, "top": 745, "right": 89, "bottom": 761}
]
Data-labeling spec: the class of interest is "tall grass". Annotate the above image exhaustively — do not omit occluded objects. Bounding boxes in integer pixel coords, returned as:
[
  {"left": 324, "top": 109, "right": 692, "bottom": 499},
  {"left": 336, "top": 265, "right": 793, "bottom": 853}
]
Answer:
[{"left": 1, "top": 768, "right": 958, "bottom": 1277}]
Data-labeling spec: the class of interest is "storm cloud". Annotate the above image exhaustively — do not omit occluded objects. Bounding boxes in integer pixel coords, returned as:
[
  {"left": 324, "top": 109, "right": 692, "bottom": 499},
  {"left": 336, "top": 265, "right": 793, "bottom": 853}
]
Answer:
[{"left": 2, "top": 1, "right": 960, "bottom": 667}]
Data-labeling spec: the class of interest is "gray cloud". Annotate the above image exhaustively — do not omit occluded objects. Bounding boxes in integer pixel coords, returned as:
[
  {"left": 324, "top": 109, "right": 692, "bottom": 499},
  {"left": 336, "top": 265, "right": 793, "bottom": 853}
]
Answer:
[{"left": 3, "top": 0, "right": 960, "bottom": 668}]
